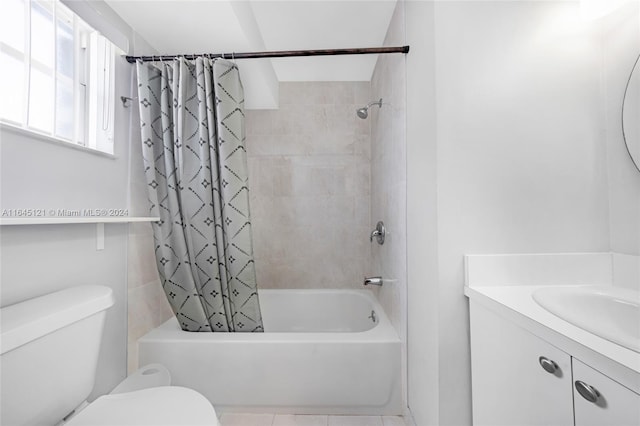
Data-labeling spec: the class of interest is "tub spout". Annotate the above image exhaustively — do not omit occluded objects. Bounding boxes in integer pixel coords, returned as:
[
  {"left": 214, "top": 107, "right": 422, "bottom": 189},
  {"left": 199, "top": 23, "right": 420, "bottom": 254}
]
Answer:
[{"left": 363, "top": 276, "right": 383, "bottom": 286}]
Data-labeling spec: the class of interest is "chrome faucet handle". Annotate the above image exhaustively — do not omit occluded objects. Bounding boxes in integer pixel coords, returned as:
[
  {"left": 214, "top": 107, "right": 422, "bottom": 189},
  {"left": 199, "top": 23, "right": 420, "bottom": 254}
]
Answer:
[{"left": 370, "top": 221, "right": 385, "bottom": 245}]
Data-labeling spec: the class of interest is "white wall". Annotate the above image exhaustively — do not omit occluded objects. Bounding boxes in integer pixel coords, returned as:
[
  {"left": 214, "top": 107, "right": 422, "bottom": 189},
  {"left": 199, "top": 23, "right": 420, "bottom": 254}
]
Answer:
[
  {"left": 406, "top": 1, "right": 614, "bottom": 425},
  {"left": 0, "top": 54, "right": 131, "bottom": 399},
  {"left": 602, "top": 2, "right": 640, "bottom": 256},
  {"left": 435, "top": 3, "right": 608, "bottom": 421},
  {"left": 405, "top": 1, "right": 439, "bottom": 424},
  {"left": 0, "top": 0, "right": 157, "bottom": 400}
]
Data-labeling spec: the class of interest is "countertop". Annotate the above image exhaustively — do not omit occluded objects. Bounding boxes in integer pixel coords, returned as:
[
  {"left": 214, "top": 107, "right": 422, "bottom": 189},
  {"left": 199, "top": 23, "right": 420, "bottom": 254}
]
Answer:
[{"left": 465, "top": 284, "right": 640, "bottom": 393}]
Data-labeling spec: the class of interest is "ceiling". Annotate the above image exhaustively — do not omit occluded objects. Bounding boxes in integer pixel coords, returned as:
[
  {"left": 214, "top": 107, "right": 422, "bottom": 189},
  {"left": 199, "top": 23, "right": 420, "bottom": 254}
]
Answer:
[{"left": 104, "top": 0, "right": 399, "bottom": 108}]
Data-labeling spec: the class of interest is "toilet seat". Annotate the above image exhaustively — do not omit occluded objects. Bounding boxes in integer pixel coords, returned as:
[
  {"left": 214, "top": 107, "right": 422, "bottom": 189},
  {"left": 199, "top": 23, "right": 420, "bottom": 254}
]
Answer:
[{"left": 65, "top": 386, "right": 219, "bottom": 426}]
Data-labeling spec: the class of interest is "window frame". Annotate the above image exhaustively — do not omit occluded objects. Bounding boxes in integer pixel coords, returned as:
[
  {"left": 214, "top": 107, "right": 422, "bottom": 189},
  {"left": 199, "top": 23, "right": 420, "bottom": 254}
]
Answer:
[{"left": 0, "top": 0, "right": 117, "bottom": 156}]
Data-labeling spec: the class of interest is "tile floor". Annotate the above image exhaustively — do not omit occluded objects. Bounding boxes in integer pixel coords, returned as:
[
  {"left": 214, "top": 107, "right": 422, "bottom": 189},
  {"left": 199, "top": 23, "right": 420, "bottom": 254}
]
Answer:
[{"left": 218, "top": 414, "right": 407, "bottom": 426}]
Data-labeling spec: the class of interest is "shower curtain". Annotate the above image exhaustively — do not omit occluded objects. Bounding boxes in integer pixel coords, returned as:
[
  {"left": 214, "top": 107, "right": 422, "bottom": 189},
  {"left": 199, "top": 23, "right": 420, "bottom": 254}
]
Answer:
[{"left": 136, "top": 57, "right": 263, "bottom": 332}]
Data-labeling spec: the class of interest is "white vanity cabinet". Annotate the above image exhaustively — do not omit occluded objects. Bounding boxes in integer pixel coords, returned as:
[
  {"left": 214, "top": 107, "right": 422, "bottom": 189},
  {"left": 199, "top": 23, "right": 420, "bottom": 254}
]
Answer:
[
  {"left": 470, "top": 301, "right": 640, "bottom": 426},
  {"left": 573, "top": 359, "right": 640, "bottom": 426},
  {"left": 470, "top": 302, "right": 574, "bottom": 426}
]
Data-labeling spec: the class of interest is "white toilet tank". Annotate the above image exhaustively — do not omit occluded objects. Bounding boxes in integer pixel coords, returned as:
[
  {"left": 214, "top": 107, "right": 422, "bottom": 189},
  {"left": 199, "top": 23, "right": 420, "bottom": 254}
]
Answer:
[{"left": 0, "top": 285, "right": 114, "bottom": 425}]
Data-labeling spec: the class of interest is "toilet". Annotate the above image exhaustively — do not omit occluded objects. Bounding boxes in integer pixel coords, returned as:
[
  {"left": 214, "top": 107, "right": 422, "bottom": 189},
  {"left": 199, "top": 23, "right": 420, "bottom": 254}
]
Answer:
[{"left": 0, "top": 285, "right": 220, "bottom": 425}]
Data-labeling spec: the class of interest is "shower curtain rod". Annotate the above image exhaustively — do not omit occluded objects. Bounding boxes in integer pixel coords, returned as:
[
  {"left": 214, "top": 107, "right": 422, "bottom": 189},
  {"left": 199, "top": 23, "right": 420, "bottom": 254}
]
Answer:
[{"left": 125, "top": 45, "right": 410, "bottom": 63}]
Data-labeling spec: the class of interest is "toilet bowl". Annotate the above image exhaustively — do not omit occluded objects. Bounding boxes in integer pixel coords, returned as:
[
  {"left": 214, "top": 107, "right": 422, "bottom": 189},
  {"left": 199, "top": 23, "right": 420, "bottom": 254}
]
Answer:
[
  {"left": 63, "top": 363, "right": 219, "bottom": 426},
  {"left": 63, "top": 364, "right": 220, "bottom": 426},
  {"left": 66, "top": 386, "right": 219, "bottom": 425},
  {"left": 0, "top": 285, "right": 220, "bottom": 426}
]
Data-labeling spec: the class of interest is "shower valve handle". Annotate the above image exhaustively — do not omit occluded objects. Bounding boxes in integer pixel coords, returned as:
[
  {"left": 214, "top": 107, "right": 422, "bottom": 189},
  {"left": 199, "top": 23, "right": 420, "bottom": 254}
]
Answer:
[{"left": 370, "top": 221, "right": 386, "bottom": 245}]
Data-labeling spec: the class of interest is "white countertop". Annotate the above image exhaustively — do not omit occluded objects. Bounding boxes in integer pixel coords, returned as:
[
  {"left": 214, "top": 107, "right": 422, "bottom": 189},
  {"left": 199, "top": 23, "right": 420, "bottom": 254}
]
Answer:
[
  {"left": 465, "top": 284, "right": 640, "bottom": 393},
  {"left": 465, "top": 284, "right": 640, "bottom": 371}
]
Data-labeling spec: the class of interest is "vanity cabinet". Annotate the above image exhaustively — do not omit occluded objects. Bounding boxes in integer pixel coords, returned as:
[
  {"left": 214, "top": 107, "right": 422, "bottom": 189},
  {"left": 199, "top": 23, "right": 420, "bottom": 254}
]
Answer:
[
  {"left": 573, "top": 359, "right": 640, "bottom": 426},
  {"left": 470, "top": 301, "right": 640, "bottom": 426},
  {"left": 470, "top": 302, "right": 574, "bottom": 426}
]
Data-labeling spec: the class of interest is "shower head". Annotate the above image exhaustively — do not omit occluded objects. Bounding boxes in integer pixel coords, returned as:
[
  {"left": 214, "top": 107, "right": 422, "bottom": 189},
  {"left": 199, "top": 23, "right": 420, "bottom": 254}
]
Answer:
[{"left": 356, "top": 99, "right": 383, "bottom": 119}]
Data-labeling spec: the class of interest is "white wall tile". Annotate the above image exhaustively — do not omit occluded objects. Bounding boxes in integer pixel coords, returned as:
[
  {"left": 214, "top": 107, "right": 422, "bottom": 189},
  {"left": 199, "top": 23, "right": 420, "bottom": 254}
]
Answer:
[
  {"left": 370, "top": 0, "right": 408, "bottom": 412},
  {"left": 246, "top": 82, "right": 371, "bottom": 290},
  {"left": 127, "top": 137, "right": 172, "bottom": 374},
  {"left": 127, "top": 279, "right": 173, "bottom": 372}
]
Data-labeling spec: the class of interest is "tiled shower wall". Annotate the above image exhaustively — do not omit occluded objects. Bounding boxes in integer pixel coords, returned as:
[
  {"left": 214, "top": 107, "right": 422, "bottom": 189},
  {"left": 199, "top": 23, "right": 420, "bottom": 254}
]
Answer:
[
  {"left": 127, "top": 221, "right": 172, "bottom": 373},
  {"left": 126, "top": 82, "right": 375, "bottom": 371},
  {"left": 127, "top": 102, "right": 173, "bottom": 373},
  {"left": 246, "top": 82, "right": 372, "bottom": 289},
  {"left": 370, "top": 0, "right": 407, "bottom": 407},
  {"left": 370, "top": 0, "right": 406, "bottom": 346}
]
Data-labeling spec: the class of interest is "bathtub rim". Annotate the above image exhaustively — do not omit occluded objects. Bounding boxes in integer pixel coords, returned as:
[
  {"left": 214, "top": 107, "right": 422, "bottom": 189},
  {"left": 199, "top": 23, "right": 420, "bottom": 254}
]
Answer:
[{"left": 139, "top": 289, "right": 400, "bottom": 343}]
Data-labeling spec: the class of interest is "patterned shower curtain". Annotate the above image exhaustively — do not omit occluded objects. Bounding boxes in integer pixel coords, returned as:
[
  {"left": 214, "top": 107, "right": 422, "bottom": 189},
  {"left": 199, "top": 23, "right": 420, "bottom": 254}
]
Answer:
[{"left": 136, "top": 58, "right": 263, "bottom": 332}]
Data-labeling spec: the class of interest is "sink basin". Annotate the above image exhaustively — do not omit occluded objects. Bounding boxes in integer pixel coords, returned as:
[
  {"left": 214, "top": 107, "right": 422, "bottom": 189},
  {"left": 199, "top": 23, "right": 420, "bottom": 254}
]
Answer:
[{"left": 532, "top": 286, "right": 640, "bottom": 353}]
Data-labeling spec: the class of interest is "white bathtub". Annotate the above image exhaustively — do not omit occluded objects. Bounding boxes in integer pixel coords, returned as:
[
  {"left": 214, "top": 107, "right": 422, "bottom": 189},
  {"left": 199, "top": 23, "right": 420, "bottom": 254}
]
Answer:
[{"left": 138, "top": 289, "right": 402, "bottom": 415}]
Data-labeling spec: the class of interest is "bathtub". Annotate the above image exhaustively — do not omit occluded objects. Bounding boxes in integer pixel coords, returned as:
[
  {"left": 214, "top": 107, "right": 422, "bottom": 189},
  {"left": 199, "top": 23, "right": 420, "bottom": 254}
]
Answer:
[{"left": 138, "top": 289, "right": 402, "bottom": 415}]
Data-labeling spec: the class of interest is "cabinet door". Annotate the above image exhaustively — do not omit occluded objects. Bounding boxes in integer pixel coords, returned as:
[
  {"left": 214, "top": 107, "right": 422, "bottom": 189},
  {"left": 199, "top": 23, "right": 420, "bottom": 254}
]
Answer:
[
  {"left": 573, "top": 358, "right": 640, "bottom": 426},
  {"left": 469, "top": 302, "right": 574, "bottom": 426}
]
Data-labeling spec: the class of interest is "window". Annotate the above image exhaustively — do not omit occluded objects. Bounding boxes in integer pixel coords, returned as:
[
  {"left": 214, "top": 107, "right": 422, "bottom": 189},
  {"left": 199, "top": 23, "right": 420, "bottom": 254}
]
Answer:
[{"left": 0, "top": 0, "right": 118, "bottom": 154}]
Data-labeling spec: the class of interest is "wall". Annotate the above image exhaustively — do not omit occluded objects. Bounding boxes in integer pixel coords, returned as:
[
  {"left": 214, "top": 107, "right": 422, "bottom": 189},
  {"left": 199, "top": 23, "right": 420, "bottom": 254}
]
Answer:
[
  {"left": 405, "top": 1, "right": 439, "bottom": 424},
  {"left": 60, "top": 3, "right": 174, "bottom": 375},
  {"left": 126, "top": 61, "right": 173, "bottom": 372},
  {"left": 407, "top": 1, "right": 611, "bottom": 425},
  {"left": 245, "top": 82, "right": 372, "bottom": 290},
  {"left": 0, "top": 51, "right": 132, "bottom": 399},
  {"left": 435, "top": 1, "right": 608, "bottom": 421},
  {"left": 125, "top": 80, "right": 378, "bottom": 364},
  {"left": 602, "top": 2, "right": 640, "bottom": 256},
  {"left": 0, "top": 0, "right": 167, "bottom": 399},
  {"left": 370, "top": 0, "right": 408, "bottom": 411}
]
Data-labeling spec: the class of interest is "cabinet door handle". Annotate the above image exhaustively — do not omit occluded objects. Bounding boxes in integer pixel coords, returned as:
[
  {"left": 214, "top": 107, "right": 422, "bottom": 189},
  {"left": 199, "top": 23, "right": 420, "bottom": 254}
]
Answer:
[
  {"left": 538, "top": 356, "right": 558, "bottom": 374},
  {"left": 575, "top": 380, "right": 600, "bottom": 403}
]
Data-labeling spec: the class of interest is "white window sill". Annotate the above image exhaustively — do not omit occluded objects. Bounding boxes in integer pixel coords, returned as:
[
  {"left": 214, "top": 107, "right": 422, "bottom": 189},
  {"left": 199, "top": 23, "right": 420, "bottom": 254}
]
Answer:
[{"left": 0, "top": 122, "right": 117, "bottom": 159}]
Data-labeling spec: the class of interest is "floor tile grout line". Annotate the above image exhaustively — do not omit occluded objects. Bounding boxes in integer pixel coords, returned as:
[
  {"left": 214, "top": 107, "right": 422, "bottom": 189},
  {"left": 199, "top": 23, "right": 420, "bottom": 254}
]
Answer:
[{"left": 219, "top": 413, "right": 405, "bottom": 426}]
